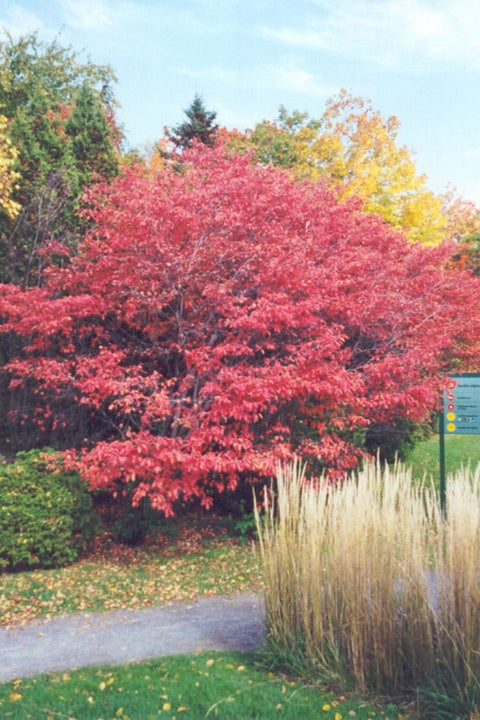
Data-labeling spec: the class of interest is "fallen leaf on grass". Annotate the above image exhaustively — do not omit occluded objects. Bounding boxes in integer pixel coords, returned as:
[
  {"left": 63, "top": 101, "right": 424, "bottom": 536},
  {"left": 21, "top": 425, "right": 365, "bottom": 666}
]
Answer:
[{"left": 0, "top": 523, "right": 262, "bottom": 627}]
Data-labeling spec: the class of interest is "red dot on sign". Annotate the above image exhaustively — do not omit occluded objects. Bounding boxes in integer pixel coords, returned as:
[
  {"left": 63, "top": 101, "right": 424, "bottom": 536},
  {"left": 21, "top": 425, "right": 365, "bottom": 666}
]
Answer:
[
  {"left": 447, "top": 380, "right": 457, "bottom": 390},
  {"left": 448, "top": 404, "right": 455, "bottom": 410},
  {"left": 447, "top": 394, "right": 455, "bottom": 401}
]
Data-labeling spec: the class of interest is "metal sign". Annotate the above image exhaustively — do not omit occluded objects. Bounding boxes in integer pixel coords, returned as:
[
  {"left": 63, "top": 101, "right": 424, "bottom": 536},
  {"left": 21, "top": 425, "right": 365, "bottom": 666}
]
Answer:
[
  {"left": 443, "top": 373, "right": 480, "bottom": 434},
  {"left": 439, "top": 373, "right": 480, "bottom": 514}
]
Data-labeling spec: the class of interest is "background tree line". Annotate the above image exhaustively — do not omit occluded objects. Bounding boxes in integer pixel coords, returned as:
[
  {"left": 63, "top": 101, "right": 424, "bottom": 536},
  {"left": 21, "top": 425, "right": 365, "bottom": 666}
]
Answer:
[{"left": 0, "top": 31, "right": 479, "bottom": 518}]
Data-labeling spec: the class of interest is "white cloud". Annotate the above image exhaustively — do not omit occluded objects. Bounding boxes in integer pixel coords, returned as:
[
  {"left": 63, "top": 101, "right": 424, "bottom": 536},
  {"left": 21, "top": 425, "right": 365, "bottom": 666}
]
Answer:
[
  {"left": 371, "top": 0, "right": 480, "bottom": 68},
  {"left": 264, "top": 64, "right": 333, "bottom": 97},
  {"left": 0, "top": 2, "right": 48, "bottom": 38},
  {"left": 261, "top": 0, "right": 480, "bottom": 72},
  {"left": 260, "top": 26, "right": 331, "bottom": 50},
  {"left": 175, "top": 61, "right": 333, "bottom": 104},
  {"left": 174, "top": 65, "right": 232, "bottom": 83},
  {"left": 58, "top": 0, "right": 114, "bottom": 31}
]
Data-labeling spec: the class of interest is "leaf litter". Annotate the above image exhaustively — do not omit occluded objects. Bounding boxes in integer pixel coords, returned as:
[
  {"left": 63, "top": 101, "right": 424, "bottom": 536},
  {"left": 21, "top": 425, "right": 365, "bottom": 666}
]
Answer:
[{"left": 0, "top": 521, "right": 262, "bottom": 628}]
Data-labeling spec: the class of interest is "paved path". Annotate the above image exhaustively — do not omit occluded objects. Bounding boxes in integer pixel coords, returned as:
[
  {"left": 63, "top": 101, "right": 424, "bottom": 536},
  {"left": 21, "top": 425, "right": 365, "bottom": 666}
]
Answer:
[{"left": 0, "top": 593, "right": 265, "bottom": 683}]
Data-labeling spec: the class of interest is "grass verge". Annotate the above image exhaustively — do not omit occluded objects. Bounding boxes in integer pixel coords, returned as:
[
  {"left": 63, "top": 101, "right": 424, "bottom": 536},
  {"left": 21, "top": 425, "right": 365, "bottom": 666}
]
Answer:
[
  {"left": 0, "top": 651, "right": 404, "bottom": 720},
  {"left": 405, "top": 433, "right": 480, "bottom": 484},
  {"left": 0, "top": 520, "right": 262, "bottom": 627}
]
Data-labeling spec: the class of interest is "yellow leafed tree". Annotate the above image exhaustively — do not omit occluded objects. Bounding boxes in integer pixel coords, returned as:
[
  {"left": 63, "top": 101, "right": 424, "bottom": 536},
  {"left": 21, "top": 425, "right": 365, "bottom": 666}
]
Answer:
[
  {"left": 317, "top": 91, "right": 447, "bottom": 245},
  {"left": 0, "top": 113, "right": 19, "bottom": 219},
  {"left": 238, "top": 91, "right": 450, "bottom": 245}
]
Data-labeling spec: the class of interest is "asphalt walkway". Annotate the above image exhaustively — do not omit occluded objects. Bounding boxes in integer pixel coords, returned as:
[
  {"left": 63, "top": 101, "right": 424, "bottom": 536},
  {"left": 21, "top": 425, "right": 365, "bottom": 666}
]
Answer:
[{"left": 0, "top": 593, "right": 265, "bottom": 683}]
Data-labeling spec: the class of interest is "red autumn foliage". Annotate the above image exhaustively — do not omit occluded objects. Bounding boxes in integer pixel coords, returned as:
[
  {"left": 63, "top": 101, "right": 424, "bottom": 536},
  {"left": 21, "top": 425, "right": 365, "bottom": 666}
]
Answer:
[{"left": 1, "top": 144, "right": 480, "bottom": 513}]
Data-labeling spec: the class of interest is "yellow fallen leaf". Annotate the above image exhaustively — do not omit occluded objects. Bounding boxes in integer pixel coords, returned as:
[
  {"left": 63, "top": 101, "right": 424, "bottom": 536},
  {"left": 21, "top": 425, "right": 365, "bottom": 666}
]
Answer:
[
  {"left": 163, "top": 702, "right": 172, "bottom": 711},
  {"left": 9, "top": 693, "right": 22, "bottom": 702}
]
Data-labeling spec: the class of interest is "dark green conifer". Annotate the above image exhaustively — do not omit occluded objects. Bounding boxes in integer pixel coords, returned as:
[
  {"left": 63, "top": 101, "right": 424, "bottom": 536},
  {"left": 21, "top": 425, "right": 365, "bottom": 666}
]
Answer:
[{"left": 168, "top": 94, "right": 218, "bottom": 150}]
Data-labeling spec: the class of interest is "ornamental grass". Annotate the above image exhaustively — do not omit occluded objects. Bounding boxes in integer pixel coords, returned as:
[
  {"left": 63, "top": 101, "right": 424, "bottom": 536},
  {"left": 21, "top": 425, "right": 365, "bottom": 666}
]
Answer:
[{"left": 255, "top": 458, "right": 480, "bottom": 702}]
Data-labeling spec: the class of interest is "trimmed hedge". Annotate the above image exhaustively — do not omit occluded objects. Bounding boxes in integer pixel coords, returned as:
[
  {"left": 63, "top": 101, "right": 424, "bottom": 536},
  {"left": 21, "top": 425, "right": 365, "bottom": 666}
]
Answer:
[{"left": 0, "top": 449, "right": 99, "bottom": 571}]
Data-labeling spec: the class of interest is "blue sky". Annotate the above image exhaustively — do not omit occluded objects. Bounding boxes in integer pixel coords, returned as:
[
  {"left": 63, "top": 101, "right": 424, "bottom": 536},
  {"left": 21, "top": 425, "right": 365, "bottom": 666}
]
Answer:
[{"left": 1, "top": 0, "right": 480, "bottom": 205}]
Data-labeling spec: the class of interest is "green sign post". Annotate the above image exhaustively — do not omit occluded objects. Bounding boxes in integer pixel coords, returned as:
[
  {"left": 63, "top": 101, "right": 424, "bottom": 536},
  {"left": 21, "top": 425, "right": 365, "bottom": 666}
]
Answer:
[{"left": 440, "top": 373, "right": 480, "bottom": 512}]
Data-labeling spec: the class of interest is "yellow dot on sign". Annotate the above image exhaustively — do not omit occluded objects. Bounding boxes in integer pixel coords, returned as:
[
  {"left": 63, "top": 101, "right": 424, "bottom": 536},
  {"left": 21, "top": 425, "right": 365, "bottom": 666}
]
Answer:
[
  {"left": 447, "top": 423, "right": 456, "bottom": 432},
  {"left": 447, "top": 412, "right": 456, "bottom": 421}
]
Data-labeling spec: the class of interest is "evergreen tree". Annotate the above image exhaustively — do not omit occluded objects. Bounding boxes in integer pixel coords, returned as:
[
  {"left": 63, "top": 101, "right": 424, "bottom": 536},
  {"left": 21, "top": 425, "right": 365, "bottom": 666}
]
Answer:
[
  {"left": 167, "top": 94, "right": 218, "bottom": 150},
  {"left": 0, "top": 32, "right": 121, "bottom": 286},
  {"left": 66, "top": 83, "right": 120, "bottom": 191}
]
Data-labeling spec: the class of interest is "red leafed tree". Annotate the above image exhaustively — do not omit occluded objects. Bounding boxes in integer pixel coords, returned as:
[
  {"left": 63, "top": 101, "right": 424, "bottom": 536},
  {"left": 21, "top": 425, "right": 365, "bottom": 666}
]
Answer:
[{"left": 1, "top": 144, "right": 480, "bottom": 514}]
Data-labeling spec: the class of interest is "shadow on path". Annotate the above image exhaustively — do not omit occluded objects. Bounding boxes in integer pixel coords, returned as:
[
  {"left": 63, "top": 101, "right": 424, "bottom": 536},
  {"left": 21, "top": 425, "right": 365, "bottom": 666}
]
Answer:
[{"left": 0, "top": 593, "right": 265, "bottom": 683}]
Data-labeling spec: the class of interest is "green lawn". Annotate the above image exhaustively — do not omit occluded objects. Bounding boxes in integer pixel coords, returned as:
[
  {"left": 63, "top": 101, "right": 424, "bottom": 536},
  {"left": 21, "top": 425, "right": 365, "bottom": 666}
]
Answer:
[
  {"left": 404, "top": 433, "right": 480, "bottom": 484},
  {"left": 0, "top": 651, "right": 403, "bottom": 720}
]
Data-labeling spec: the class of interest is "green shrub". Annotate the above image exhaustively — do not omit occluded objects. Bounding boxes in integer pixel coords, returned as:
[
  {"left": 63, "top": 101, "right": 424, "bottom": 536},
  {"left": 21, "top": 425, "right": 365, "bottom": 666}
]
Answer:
[
  {"left": 364, "top": 416, "right": 433, "bottom": 462},
  {"left": 0, "top": 449, "right": 99, "bottom": 571}
]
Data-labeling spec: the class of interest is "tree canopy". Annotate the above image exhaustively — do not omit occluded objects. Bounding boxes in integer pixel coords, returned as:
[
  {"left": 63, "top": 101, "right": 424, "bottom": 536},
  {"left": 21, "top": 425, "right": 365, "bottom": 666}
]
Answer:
[
  {"left": 1, "top": 145, "right": 479, "bottom": 513},
  {"left": 0, "top": 34, "right": 479, "bottom": 517},
  {"left": 166, "top": 94, "right": 219, "bottom": 150},
  {"left": 0, "top": 114, "right": 20, "bottom": 220},
  {"left": 229, "top": 91, "right": 453, "bottom": 246},
  {"left": 0, "top": 32, "right": 121, "bottom": 286}
]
